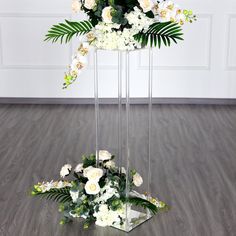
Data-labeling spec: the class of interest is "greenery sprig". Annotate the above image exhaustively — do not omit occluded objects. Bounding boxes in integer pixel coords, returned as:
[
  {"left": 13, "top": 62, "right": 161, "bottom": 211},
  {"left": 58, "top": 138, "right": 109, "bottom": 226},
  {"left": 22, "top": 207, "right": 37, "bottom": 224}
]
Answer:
[
  {"left": 134, "top": 21, "right": 184, "bottom": 48},
  {"left": 45, "top": 20, "right": 93, "bottom": 44}
]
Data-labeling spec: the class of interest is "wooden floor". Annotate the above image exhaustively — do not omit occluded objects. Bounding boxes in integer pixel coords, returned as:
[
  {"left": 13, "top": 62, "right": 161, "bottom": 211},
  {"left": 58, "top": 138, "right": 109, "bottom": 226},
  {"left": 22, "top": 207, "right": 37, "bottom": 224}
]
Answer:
[{"left": 0, "top": 104, "right": 236, "bottom": 236}]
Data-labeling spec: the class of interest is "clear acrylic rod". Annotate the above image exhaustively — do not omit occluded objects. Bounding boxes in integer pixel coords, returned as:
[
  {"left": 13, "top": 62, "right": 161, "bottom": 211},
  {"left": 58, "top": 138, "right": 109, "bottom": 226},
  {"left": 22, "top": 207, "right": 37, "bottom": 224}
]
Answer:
[
  {"left": 94, "top": 49, "right": 99, "bottom": 167},
  {"left": 147, "top": 48, "right": 153, "bottom": 201},
  {"left": 118, "top": 51, "right": 122, "bottom": 171},
  {"left": 125, "top": 51, "right": 130, "bottom": 231}
]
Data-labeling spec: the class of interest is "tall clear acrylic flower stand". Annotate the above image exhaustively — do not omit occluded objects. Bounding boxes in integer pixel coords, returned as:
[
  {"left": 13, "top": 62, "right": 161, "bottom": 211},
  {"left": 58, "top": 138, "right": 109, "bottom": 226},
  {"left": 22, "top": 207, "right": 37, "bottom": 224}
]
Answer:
[{"left": 94, "top": 48, "right": 153, "bottom": 232}]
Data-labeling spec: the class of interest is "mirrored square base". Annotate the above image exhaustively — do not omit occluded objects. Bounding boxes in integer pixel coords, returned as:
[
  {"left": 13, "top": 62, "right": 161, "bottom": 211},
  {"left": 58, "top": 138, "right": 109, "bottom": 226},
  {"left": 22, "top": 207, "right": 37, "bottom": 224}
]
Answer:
[{"left": 111, "top": 210, "right": 153, "bottom": 232}]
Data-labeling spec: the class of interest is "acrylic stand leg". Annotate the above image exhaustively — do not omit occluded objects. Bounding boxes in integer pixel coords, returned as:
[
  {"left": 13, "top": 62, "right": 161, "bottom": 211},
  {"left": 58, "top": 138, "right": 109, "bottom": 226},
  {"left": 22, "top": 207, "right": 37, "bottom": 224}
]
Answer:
[
  {"left": 94, "top": 49, "right": 99, "bottom": 166},
  {"left": 147, "top": 47, "right": 153, "bottom": 216},
  {"left": 118, "top": 51, "right": 122, "bottom": 171},
  {"left": 112, "top": 49, "right": 153, "bottom": 232}
]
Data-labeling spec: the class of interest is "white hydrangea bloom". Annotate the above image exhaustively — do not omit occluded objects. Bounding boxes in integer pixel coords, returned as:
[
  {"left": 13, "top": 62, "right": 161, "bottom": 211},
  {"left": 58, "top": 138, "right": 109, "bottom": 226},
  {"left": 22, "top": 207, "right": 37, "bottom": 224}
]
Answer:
[
  {"left": 92, "top": 22, "right": 142, "bottom": 50},
  {"left": 93, "top": 204, "right": 120, "bottom": 227},
  {"left": 125, "top": 7, "right": 155, "bottom": 32},
  {"left": 70, "top": 190, "right": 79, "bottom": 203}
]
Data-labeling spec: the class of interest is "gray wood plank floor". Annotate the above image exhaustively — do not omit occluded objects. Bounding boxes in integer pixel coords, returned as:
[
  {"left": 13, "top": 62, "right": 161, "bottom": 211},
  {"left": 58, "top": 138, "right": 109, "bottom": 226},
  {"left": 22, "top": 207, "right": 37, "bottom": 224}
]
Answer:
[{"left": 0, "top": 104, "right": 236, "bottom": 236}]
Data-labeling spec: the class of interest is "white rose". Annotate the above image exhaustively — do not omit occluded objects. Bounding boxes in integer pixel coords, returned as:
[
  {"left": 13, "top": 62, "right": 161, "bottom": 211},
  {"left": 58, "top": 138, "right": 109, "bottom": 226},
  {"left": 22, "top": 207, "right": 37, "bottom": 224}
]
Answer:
[
  {"left": 102, "top": 7, "right": 113, "bottom": 23},
  {"left": 72, "top": 0, "right": 81, "bottom": 13},
  {"left": 133, "top": 172, "right": 143, "bottom": 187},
  {"left": 85, "top": 180, "right": 101, "bottom": 195},
  {"left": 70, "top": 190, "right": 79, "bottom": 203},
  {"left": 138, "top": 0, "right": 154, "bottom": 13},
  {"left": 74, "top": 163, "right": 83, "bottom": 173},
  {"left": 83, "top": 166, "right": 94, "bottom": 178},
  {"left": 86, "top": 167, "right": 103, "bottom": 181},
  {"left": 60, "top": 164, "right": 72, "bottom": 178},
  {"left": 99, "top": 150, "right": 112, "bottom": 161},
  {"left": 84, "top": 0, "right": 96, "bottom": 10},
  {"left": 104, "top": 160, "right": 116, "bottom": 169}
]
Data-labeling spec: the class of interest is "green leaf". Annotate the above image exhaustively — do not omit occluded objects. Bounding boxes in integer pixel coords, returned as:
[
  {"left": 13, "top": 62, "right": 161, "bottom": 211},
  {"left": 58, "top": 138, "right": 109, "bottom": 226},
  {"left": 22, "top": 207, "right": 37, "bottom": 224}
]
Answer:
[
  {"left": 33, "top": 187, "right": 72, "bottom": 204},
  {"left": 133, "top": 21, "right": 184, "bottom": 49},
  {"left": 45, "top": 20, "right": 93, "bottom": 44},
  {"left": 127, "top": 197, "right": 158, "bottom": 214}
]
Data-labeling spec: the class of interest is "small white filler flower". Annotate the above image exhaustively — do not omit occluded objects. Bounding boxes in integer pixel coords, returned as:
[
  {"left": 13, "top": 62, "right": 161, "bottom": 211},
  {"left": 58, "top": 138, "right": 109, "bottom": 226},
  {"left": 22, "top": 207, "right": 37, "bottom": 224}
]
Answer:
[{"left": 60, "top": 164, "right": 72, "bottom": 178}]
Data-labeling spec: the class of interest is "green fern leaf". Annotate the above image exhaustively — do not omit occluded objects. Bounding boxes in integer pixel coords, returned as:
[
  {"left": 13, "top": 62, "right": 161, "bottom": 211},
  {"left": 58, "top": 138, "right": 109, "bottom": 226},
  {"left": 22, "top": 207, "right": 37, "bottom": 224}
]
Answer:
[
  {"left": 45, "top": 20, "right": 93, "bottom": 44},
  {"left": 35, "top": 187, "right": 72, "bottom": 203},
  {"left": 134, "top": 21, "right": 184, "bottom": 48}
]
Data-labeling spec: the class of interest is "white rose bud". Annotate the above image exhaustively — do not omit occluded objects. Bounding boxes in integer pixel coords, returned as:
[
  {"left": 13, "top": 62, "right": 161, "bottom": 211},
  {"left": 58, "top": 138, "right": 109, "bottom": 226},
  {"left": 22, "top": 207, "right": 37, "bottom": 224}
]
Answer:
[
  {"left": 99, "top": 150, "right": 112, "bottom": 161},
  {"left": 85, "top": 180, "right": 101, "bottom": 195},
  {"left": 133, "top": 172, "right": 143, "bottom": 187},
  {"left": 60, "top": 164, "right": 72, "bottom": 178},
  {"left": 102, "top": 6, "right": 113, "bottom": 23}
]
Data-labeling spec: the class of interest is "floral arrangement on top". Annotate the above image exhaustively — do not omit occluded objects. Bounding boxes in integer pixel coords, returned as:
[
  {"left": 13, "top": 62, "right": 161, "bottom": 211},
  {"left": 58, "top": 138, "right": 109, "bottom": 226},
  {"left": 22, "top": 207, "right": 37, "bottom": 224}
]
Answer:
[
  {"left": 31, "top": 150, "right": 168, "bottom": 229},
  {"left": 44, "top": 0, "right": 196, "bottom": 88}
]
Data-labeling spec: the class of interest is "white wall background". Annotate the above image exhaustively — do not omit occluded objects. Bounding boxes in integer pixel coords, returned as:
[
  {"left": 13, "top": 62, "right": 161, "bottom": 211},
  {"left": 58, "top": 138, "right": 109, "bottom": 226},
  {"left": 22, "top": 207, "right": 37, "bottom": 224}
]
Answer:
[{"left": 0, "top": 0, "right": 235, "bottom": 98}]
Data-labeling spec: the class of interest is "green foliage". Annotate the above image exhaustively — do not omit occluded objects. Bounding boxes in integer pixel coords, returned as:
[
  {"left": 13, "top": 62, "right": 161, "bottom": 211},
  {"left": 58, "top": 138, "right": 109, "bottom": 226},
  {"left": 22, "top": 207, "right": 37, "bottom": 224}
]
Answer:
[
  {"left": 33, "top": 187, "right": 72, "bottom": 203},
  {"left": 82, "top": 154, "right": 96, "bottom": 168},
  {"left": 111, "top": 7, "right": 127, "bottom": 25},
  {"left": 83, "top": 216, "right": 96, "bottom": 229},
  {"left": 127, "top": 197, "right": 158, "bottom": 214},
  {"left": 134, "top": 21, "right": 184, "bottom": 48},
  {"left": 45, "top": 20, "right": 93, "bottom": 44}
]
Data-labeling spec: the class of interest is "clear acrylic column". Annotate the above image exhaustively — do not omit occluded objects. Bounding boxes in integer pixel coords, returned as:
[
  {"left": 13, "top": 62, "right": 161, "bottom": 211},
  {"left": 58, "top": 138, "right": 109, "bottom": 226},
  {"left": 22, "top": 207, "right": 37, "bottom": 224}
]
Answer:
[
  {"left": 94, "top": 49, "right": 154, "bottom": 232},
  {"left": 94, "top": 49, "right": 99, "bottom": 166}
]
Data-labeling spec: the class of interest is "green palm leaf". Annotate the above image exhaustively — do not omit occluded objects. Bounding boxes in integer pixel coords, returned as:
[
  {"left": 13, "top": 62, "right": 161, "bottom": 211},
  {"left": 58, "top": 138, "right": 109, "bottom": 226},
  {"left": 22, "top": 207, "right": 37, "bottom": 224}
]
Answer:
[
  {"left": 127, "top": 197, "right": 158, "bottom": 215},
  {"left": 33, "top": 187, "right": 72, "bottom": 203},
  {"left": 45, "top": 20, "right": 93, "bottom": 44},
  {"left": 134, "top": 21, "right": 184, "bottom": 48}
]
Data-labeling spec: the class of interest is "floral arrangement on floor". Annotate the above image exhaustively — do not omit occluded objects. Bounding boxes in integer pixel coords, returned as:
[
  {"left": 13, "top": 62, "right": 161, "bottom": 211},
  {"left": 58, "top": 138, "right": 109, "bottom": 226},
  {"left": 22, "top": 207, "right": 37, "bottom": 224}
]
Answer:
[
  {"left": 31, "top": 150, "right": 168, "bottom": 228},
  {"left": 44, "top": 0, "right": 196, "bottom": 88}
]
